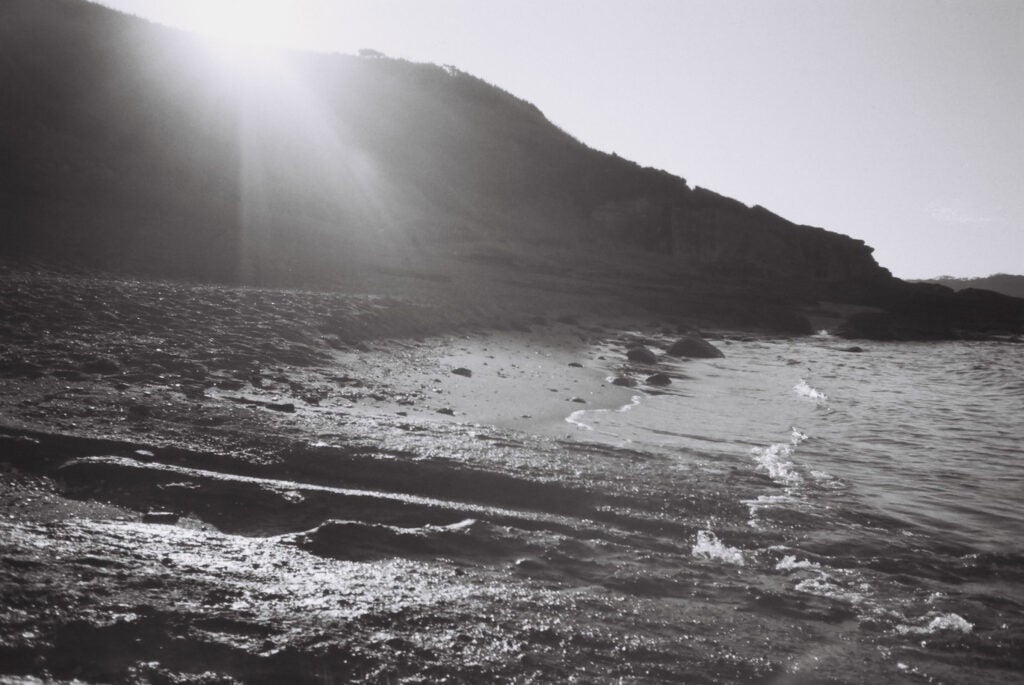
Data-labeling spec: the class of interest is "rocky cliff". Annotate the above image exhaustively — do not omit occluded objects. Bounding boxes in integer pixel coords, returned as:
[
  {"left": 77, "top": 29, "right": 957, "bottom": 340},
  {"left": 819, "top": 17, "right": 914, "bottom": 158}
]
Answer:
[{"left": 1, "top": 0, "right": 1020, "bottom": 337}]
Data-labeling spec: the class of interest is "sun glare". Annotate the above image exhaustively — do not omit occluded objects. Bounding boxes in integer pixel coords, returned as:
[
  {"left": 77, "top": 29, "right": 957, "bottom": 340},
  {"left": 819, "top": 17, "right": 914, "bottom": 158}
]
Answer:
[{"left": 181, "top": 1, "right": 300, "bottom": 49}]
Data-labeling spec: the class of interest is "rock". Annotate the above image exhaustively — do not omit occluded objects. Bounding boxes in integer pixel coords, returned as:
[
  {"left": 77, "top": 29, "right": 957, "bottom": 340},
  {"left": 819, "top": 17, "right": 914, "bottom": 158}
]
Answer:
[
  {"left": 142, "top": 511, "right": 179, "bottom": 524},
  {"left": 645, "top": 372, "right": 671, "bottom": 386},
  {"left": 567, "top": 362, "right": 583, "bottom": 368},
  {"left": 841, "top": 346, "right": 865, "bottom": 353},
  {"left": 556, "top": 315, "right": 579, "bottom": 325},
  {"left": 611, "top": 376, "right": 636, "bottom": 387},
  {"left": 437, "top": 407, "right": 455, "bottom": 415},
  {"left": 665, "top": 335, "right": 724, "bottom": 359},
  {"left": 265, "top": 402, "right": 296, "bottom": 413},
  {"left": 626, "top": 346, "right": 658, "bottom": 364},
  {"left": 451, "top": 367, "right": 472, "bottom": 377},
  {"left": 569, "top": 397, "right": 586, "bottom": 403}
]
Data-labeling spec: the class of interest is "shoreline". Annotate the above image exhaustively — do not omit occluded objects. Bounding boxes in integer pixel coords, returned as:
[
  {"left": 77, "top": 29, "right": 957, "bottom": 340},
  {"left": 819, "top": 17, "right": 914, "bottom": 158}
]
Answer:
[
  {"left": 3, "top": 265, "right": 1023, "bottom": 683},
  {"left": 0, "top": 264, "right": 779, "bottom": 683}
]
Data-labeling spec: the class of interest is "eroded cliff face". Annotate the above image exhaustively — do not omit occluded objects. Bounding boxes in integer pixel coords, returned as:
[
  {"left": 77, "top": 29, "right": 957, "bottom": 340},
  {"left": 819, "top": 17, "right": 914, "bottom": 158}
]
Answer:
[{"left": 590, "top": 187, "right": 889, "bottom": 294}]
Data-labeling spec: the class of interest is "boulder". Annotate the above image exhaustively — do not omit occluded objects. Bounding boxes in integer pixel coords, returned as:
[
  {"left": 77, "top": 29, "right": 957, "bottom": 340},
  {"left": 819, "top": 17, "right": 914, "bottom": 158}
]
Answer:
[
  {"left": 665, "top": 335, "right": 724, "bottom": 359},
  {"left": 626, "top": 346, "right": 658, "bottom": 364},
  {"left": 645, "top": 372, "right": 672, "bottom": 386}
]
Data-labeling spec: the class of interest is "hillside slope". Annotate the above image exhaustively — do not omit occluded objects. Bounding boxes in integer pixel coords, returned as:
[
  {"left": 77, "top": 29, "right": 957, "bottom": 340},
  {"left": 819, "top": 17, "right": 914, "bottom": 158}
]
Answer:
[
  {"left": 2, "top": 0, "right": 882, "bottom": 287},
  {"left": 1, "top": 0, "right": 1021, "bottom": 337}
]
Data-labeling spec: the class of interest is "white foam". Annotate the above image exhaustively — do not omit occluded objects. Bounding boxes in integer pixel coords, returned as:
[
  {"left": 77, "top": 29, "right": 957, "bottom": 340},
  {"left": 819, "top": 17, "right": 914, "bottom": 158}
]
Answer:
[
  {"left": 775, "top": 555, "right": 819, "bottom": 571},
  {"left": 895, "top": 612, "right": 973, "bottom": 635},
  {"left": 809, "top": 470, "right": 844, "bottom": 489},
  {"left": 743, "top": 494, "right": 796, "bottom": 527},
  {"left": 617, "top": 395, "right": 642, "bottom": 413},
  {"left": 795, "top": 575, "right": 867, "bottom": 605},
  {"left": 565, "top": 409, "right": 593, "bottom": 431},
  {"left": 691, "top": 529, "right": 745, "bottom": 566},
  {"left": 794, "top": 379, "right": 828, "bottom": 402},
  {"left": 435, "top": 518, "right": 477, "bottom": 532},
  {"left": 565, "top": 395, "right": 641, "bottom": 431},
  {"left": 750, "top": 429, "right": 807, "bottom": 486}
]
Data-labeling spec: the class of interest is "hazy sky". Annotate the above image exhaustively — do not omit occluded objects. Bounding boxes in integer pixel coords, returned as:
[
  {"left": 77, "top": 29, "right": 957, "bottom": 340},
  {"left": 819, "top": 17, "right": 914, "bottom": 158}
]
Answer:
[{"left": 92, "top": 0, "right": 1022, "bottom": 278}]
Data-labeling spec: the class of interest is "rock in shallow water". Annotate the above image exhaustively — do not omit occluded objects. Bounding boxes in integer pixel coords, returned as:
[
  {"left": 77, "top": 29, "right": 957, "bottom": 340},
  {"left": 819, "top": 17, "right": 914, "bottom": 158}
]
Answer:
[
  {"left": 665, "top": 335, "right": 724, "bottom": 359},
  {"left": 645, "top": 372, "right": 671, "bottom": 386},
  {"left": 626, "top": 346, "right": 658, "bottom": 364}
]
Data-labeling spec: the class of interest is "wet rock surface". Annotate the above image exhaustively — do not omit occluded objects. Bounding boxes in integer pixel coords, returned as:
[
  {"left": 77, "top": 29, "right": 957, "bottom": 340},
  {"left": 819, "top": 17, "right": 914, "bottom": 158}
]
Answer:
[{"left": 665, "top": 334, "right": 725, "bottom": 359}]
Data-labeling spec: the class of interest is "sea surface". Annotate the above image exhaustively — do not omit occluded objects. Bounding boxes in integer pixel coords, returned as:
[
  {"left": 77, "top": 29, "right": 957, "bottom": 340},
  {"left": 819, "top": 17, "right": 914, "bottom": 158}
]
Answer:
[{"left": 556, "top": 334, "right": 1024, "bottom": 683}]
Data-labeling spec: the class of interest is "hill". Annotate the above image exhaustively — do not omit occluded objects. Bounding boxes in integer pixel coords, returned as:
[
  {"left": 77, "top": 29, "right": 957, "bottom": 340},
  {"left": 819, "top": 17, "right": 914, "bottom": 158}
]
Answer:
[
  {"left": 0, "top": 0, "right": 881, "bottom": 285},
  {"left": 1, "top": 0, "right": 1021, "bottom": 337},
  {"left": 913, "top": 274, "right": 1024, "bottom": 300}
]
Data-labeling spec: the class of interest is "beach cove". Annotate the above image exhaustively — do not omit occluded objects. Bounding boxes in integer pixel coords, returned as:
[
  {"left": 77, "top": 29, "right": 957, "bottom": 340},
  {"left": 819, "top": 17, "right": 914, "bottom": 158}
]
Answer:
[{"left": 2, "top": 263, "right": 1022, "bottom": 684}]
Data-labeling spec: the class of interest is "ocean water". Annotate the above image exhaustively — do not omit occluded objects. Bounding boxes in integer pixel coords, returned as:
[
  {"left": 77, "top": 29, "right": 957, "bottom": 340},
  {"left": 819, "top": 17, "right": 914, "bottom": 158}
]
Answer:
[{"left": 554, "top": 334, "right": 1024, "bottom": 682}]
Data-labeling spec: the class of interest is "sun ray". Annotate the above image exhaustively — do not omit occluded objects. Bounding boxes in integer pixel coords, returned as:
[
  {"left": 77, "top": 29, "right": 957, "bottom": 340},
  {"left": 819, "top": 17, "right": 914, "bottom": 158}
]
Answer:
[{"left": 179, "top": 0, "right": 300, "bottom": 49}]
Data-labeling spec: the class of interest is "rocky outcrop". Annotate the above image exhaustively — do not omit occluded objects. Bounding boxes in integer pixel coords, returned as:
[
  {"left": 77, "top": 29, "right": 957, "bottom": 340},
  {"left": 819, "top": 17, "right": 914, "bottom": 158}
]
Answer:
[
  {"left": 838, "top": 283, "right": 1024, "bottom": 340},
  {"left": 590, "top": 189, "right": 889, "bottom": 296}
]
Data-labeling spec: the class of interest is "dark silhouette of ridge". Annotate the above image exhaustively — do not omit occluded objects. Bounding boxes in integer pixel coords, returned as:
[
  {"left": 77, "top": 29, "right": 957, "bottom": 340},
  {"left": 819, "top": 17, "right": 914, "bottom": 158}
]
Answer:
[
  {"left": 2, "top": 0, "right": 1021, "bottom": 337},
  {"left": 913, "top": 274, "right": 1024, "bottom": 300}
]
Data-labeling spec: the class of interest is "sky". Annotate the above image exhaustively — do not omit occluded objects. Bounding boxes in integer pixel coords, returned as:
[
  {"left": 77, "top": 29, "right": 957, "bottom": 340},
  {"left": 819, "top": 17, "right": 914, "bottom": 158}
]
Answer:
[{"left": 91, "top": 0, "right": 1023, "bottom": 279}]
